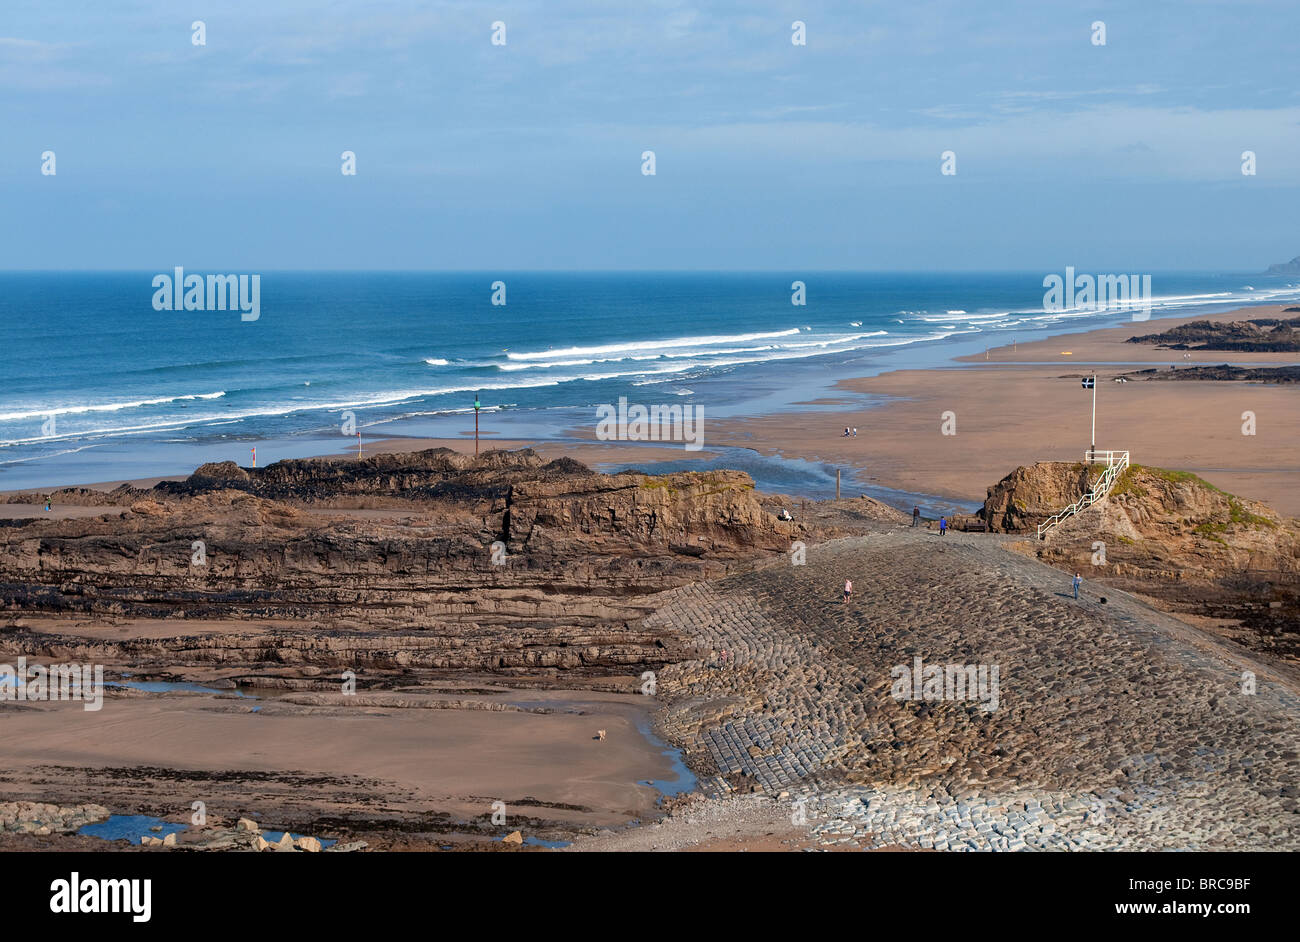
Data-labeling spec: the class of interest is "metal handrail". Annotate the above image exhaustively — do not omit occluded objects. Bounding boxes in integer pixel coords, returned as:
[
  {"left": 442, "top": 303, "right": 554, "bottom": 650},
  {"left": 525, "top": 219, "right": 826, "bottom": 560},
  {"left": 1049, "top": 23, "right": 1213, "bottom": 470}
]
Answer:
[{"left": 1036, "top": 450, "right": 1130, "bottom": 540}]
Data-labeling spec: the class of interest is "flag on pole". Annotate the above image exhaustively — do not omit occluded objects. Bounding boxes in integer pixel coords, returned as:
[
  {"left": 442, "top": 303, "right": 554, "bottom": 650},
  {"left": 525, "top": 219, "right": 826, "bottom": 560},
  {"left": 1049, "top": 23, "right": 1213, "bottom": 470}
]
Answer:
[{"left": 1081, "top": 377, "right": 1095, "bottom": 389}]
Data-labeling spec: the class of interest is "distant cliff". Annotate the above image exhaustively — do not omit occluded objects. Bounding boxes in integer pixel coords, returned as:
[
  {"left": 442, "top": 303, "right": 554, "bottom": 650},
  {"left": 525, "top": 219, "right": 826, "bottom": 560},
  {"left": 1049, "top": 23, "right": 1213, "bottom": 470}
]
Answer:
[{"left": 1266, "top": 255, "right": 1300, "bottom": 275}]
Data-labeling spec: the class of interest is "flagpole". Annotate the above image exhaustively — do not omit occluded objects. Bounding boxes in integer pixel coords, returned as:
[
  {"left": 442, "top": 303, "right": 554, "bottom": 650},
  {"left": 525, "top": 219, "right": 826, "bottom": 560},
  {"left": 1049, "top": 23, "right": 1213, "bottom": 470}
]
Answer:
[{"left": 1082, "top": 374, "right": 1097, "bottom": 463}]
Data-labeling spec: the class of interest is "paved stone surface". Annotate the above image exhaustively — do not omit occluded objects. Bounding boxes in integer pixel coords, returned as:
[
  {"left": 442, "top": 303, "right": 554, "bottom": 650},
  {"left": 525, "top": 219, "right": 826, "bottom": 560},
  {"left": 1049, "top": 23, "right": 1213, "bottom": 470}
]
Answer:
[{"left": 645, "top": 527, "right": 1299, "bottom": 850}]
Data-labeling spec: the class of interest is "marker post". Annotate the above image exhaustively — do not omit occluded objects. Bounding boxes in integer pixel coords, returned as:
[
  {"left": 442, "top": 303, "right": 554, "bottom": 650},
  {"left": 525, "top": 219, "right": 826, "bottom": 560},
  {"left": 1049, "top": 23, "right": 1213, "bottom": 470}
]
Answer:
[{"left": 1082, "top": 374, "right": 1097, "bottom": 461}]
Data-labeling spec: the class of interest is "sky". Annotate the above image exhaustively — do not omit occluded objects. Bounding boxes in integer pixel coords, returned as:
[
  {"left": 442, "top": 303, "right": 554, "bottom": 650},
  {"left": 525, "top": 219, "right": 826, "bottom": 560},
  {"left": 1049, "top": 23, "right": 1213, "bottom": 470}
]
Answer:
[{"left": 1, "top": 0, "right": 1297, "bottom": 271}]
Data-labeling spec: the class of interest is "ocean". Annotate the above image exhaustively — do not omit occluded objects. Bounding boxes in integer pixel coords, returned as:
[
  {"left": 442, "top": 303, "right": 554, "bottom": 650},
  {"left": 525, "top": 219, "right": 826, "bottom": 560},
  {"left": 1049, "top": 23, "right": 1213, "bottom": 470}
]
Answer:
[{"left": 2, "top": 271, "right": 1298, "bottom": 494}]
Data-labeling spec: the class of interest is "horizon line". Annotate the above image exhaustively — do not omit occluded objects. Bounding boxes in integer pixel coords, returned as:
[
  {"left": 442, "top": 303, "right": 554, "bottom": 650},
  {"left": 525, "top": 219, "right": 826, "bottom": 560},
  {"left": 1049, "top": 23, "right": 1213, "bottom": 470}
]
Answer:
[{"left": 0, "top": 267, "right": 1287, "bottom": 276}]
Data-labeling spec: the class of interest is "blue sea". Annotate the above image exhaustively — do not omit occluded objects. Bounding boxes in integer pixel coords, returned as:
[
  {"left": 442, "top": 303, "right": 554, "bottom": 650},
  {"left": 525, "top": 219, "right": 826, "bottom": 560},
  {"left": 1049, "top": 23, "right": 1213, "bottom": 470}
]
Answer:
[{"left": 2, "top": 271, "right": 1297, "bottom": 496}]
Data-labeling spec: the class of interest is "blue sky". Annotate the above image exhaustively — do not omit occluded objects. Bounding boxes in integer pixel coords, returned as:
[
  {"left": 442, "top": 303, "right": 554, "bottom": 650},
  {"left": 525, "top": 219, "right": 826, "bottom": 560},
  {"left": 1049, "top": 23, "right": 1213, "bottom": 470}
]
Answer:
[{"left": 1, "top": 0, "right": 1296, "bottom": 270}]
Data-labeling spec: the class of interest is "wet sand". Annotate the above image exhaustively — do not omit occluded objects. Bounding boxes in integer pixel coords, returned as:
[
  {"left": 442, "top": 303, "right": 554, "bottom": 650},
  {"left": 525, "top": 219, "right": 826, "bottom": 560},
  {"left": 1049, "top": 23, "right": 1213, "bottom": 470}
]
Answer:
[
  {"left": 0, "top": 668, "right": 678, "bottom": 833},
  {"left": 959, "top": 305, "right": 1300, "bottom": 365}
]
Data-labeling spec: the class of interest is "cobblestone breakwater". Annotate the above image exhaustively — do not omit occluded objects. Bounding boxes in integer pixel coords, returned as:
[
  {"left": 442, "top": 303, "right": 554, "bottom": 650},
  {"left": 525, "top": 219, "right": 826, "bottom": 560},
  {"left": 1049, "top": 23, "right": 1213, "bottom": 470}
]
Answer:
[{"left": 646, "top": 528, "right": 1299, "bottom": 850}]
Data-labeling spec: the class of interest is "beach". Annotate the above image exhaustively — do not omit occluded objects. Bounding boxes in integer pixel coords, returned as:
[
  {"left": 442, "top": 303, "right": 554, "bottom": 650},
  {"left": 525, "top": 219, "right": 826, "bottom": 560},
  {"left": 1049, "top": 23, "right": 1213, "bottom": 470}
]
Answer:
[
  {"left": 0, "top": 653, "right": 678, "bottom": 840},
  {"left": 3, "top": 301, "right": 1299, "bottom": 854},
  {"left": 291, "top": 306, "right": 1300, "bottom": 518},
  {"left": 6, "top": 478, "right": 1297, "bottom": 853},
  {"left": 961, "top": 305, "right": 1300, "bottom": 364},
  {"left": 292, "top": 306, "right": 1300, "bottom": 518},
  {"left": 695, "top": 306, "right": 1300, "bottom": 517},
  {"left": 21, "top": 304, "right": 1285, "bottom": 513},
  {"left": 18, "top": 303, "right": 1291, "bottom": 516},
  {"left": 8, "top": 271, "right": 1299, "bottom": 497},
  {"left": 8, "top": 0, "right": 1300, "bottom": 899}
]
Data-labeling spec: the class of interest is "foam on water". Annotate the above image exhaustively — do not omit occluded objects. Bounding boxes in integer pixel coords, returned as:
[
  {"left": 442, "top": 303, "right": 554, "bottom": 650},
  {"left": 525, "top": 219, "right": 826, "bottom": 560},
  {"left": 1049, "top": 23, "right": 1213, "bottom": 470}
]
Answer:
[{"left": 2, "top": 271, "right": 1296, "bottom": 488}]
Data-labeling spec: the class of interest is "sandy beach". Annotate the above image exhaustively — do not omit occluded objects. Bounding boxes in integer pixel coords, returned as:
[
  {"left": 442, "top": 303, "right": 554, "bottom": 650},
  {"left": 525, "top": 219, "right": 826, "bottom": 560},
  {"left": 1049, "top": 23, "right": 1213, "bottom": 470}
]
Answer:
[
  {"left": 0, "top": 651, "right": 677, "bottom": 836},
  {"left": 277, "top": 307, "right": 1300, "bottom": 519},
  {"left": 705, "top": 306, "right": 1300, "bottom": 517},
  {"left": 959, "top": 305, "right": 1300, "bottom": 365}
]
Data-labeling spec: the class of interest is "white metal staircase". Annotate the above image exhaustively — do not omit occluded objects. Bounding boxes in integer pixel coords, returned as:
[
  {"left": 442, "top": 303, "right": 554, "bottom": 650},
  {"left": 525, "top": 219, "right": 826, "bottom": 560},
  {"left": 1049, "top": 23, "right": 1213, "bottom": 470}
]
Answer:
[{"left": 1036, "top": 450, "right": 1130, "bottom": 540}]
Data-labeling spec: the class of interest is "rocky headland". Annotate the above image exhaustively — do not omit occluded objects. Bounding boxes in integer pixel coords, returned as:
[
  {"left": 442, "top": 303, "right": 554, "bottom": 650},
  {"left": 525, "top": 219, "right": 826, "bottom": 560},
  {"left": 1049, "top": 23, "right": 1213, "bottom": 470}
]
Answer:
[{"left": 1265, "top": 256, "right": 1300, "bottom": 275}]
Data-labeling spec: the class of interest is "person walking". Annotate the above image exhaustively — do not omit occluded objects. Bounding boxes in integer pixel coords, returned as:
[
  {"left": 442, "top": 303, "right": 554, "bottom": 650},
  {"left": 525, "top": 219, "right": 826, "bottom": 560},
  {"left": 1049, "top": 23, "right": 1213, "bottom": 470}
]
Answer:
[
  {"left": 842, "top": 579, "right": 853, "bottom": 604},
  {"left": 1072, "top": 572, "right": 1082, "bottom": 600},
  {"left": 939, "top": 516, "right": 948, "bottom": 536},
  {"left": 912, "top": 506, "right": 921, "bottom": 527}
]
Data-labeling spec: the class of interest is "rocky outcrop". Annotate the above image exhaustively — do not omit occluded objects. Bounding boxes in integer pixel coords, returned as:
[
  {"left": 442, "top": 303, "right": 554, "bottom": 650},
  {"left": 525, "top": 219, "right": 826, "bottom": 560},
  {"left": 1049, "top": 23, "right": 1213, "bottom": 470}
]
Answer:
[
  {"left": 0, "top": 801, "right": 109, "bottom": 835},
  {"left": 1120, "top": 365, "right": 1300, "bottom": 384},
  {"left": 1126, "top": 317, "right": 1300, "bottom": 353},
  {"left": 980, "top": 462, "right": 1093, "bottom": 534},
  {"left": 991, "top": 462, "right": 1300, "bottom": 662},
  {"left": 158, "top": 818, "right": 359, "bottom": 852},
  {"left": 1266, "top": 255, "right": 1300, "bottom": 275},
  {"left": 163, "top": 448, "right": 580, "bottom": 507},
  {"left": 1, "top": 487, "right": 128, "bottom": 508},
  {"left": 0, "top": 449, "right": 810, "bottom": 676}
]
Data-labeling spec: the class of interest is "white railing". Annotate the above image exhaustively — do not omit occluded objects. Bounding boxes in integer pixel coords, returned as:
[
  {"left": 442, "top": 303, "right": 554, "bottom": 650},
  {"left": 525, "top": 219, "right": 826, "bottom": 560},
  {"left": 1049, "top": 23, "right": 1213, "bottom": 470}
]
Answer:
[{"left": 1036, "top": 450, "right": 1130, "bottom": 540}]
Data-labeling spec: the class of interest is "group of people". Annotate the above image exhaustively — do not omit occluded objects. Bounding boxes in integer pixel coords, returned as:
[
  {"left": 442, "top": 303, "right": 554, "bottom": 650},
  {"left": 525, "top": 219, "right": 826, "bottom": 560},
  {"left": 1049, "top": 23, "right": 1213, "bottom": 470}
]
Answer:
[
  {"left": 841, "top": 427, "right": 858, "bottom": 437},
  {"left": 911, "top": 506, "right": 948, "bottom": 534}
]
